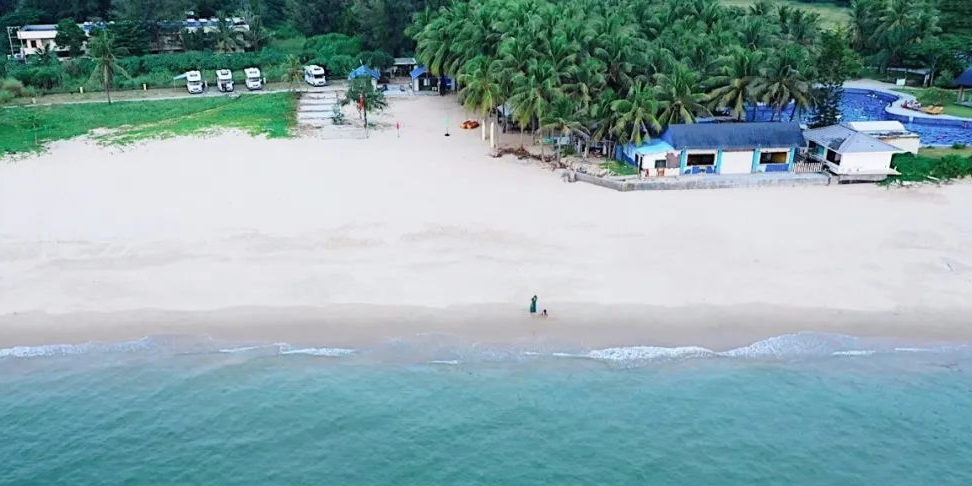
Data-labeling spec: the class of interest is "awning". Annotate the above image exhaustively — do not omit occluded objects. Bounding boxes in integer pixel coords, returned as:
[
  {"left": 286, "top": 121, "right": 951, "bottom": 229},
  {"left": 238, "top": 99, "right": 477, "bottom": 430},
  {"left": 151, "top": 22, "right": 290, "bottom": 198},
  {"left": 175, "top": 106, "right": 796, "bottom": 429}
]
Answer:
[{"left": 409, "top": 66, "right": 428, "bottom": 79}]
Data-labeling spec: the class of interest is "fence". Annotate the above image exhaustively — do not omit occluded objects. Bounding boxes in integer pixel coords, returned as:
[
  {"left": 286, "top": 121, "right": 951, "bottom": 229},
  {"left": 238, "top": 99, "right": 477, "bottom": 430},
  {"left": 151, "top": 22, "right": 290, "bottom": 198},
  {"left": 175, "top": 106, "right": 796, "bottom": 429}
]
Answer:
[{"left": 792, "top": 161, "right": 824, "bottom": 174}]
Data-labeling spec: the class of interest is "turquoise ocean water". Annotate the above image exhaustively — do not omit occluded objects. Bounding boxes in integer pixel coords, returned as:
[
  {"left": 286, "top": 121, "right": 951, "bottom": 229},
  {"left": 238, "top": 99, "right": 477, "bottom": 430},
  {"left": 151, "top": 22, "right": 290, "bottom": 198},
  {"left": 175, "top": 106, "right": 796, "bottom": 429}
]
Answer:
[{"left": 2, "top": 332, "right": 971, "bottom": 485}]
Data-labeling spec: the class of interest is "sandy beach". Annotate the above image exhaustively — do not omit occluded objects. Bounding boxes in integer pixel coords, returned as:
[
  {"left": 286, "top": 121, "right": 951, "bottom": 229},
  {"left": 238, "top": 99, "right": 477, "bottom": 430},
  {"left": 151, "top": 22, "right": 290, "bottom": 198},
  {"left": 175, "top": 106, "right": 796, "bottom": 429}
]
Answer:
[{"left": 2, "top": 96, "right": 971, "bottom": 349}]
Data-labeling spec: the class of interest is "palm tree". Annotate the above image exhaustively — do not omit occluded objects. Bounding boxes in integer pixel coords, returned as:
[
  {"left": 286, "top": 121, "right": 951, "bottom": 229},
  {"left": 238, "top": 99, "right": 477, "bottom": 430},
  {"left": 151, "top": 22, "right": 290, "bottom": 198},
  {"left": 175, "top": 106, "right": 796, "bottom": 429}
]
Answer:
[
  {"left": 609, "top": 81, "right": 662, "bottom": 145},
  {"left": 540, "top": 96, "right": 591, "bottom": 166},
  {"left": 707, "top": 49, "right": 765, "bottom": 121},
  {"left": 458, "top": 56, "right": 504, "bottom": 130},
  {"left": 214, "top": 13, "right": 244, "bottom": 54},
  {"left": 756, "top": 47, "right": 811, "bottom": 121},
  {"left": 281, "top": 55, "right": 303, "bottom": 92},
  {"left": 508, "top": 58, "right": 562, "bottom": 156},
  {"left": 654, "top": 63, "right": 709, "bottom": 125},
  {"left": 241, "top": 9, "right": 273, "bottom": 51},
  {"left": 86, "top": 30, "right": 129, "bottom": 104}
]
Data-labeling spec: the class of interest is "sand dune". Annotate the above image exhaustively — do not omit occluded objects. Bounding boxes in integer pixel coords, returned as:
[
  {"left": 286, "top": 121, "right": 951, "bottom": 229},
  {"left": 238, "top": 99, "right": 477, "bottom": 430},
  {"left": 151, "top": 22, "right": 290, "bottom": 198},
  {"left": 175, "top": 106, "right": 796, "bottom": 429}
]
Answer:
[{"left": 2, "top": 96, "right": 971, "bottom": 347}]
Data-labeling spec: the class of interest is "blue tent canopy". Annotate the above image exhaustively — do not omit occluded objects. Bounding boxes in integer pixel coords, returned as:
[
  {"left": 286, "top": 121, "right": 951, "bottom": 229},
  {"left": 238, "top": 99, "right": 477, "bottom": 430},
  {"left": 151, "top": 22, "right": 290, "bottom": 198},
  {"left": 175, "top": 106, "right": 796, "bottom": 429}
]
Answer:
[
  {"left": 954, "top": 68, "right": 972, "bottom": 88},
  {"left": 349, "top": 65, "right": 380, "bottom": 80},
  {"left": 410, "top": 66, "right": 429, "bottom": 79}
]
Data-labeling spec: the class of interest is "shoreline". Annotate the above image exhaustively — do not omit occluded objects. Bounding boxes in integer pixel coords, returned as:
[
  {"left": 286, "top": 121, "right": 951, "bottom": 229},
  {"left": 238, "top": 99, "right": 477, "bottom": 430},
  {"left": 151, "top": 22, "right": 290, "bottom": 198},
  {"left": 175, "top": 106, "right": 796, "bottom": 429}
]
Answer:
[
  {"left": 4, "top": 97, "right": 972, "bottom": 354},
  {"left": 3, "top": 303, "right": 972, "bottom": 351}
]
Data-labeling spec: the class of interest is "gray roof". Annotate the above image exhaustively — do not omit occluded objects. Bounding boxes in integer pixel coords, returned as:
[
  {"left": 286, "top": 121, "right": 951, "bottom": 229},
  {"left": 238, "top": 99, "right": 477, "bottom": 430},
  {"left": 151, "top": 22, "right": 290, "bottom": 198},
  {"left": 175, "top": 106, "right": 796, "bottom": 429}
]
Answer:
[
  {"left": 661, "top": 122, "right": 805, "bottom": 150},
  {"left": 803, "top": 125, "right": 903, "bottom": 154}
]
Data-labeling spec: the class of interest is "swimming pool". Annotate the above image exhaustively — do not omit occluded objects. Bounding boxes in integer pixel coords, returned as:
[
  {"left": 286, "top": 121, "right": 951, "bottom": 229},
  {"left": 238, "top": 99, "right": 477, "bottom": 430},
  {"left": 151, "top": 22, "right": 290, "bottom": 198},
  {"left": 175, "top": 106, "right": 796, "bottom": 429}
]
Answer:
[{"left": 746, "top": 88, "right": 972, "bottom": 147}]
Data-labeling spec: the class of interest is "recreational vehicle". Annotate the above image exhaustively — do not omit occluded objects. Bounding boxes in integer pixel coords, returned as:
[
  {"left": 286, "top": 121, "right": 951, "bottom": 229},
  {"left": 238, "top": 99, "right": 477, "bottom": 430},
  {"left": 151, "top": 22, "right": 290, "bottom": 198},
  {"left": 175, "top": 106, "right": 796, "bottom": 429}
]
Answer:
[
  {"left": 215, "top": 69, "right": 234, "bottom": 92},
  {"left": 303, "top": 65, "right": 327, "bottom": 87},
  {"left": 244, "top": 67, "right": 263, "bottom": 90},
  {"left": 185, "top": 70, "right": 204, "bottom": 94}
]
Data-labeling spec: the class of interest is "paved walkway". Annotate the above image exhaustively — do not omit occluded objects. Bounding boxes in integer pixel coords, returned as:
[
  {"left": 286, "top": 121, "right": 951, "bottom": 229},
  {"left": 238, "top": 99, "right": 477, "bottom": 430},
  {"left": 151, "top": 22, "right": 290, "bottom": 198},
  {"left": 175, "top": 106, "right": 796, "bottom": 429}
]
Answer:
[{"left": 574, "top": 171, "right": 833, "bottom": 191}]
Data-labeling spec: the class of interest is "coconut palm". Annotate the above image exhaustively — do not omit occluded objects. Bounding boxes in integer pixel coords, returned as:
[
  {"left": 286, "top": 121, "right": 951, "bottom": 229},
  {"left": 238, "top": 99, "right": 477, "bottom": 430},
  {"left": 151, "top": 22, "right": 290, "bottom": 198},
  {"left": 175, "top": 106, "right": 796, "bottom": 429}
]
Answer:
[
  {"left": 214, "top": 14, "right": 245, "bottom": 54},
  {"left": 458, "top": 56, "right": 504, "bottom": 128},
  {"left": 86, "top": 30, "right": 130, "bottom": 104},
  {"left": 281, "top": 55, "right": 303, "bottom": 92},
  {"left": 540, "top": 96, "right": 591, "bottom": 166},
  {"left": 756, "top": 47, "right": 812, "bottom": 121},
  {"left": 508, "top": 58, "right": 562, "bottom": 155},
  {"left": 707, "top": 49, "right": 765, "bottom": 121},
  {"left": 609, "top": 81, "right": 662, "bottom": 145},
  {"left": 654, "top": 62, "right": 709, "bottom": 125}
]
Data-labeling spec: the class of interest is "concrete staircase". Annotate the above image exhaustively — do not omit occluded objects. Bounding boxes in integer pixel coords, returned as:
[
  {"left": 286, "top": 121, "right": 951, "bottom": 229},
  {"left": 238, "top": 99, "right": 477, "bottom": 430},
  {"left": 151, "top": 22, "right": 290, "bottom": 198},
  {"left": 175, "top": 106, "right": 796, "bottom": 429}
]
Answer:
[{"left": 297, "top": 91, "right": 340, "bottom": 128}]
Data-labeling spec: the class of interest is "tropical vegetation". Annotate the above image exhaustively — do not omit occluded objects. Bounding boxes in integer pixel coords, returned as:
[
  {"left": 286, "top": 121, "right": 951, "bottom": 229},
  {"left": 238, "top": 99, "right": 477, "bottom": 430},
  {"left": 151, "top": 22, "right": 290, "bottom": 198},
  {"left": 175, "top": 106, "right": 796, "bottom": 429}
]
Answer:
[{"left": 413, "top": 0, "right": 831, "bottom": 150}]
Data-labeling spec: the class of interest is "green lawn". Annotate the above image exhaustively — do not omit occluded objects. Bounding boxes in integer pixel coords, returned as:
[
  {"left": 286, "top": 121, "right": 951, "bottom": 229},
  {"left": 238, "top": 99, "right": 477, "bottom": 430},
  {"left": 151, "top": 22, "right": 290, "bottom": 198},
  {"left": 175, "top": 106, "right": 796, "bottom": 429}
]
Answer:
[
  {"left": 919, "top": 146, "right": 972, "bottom": 158},
  {"left": 601, "top": 161, "right": 639, "bottom": 176},
  {"left": 720, "top": 0, "right": 850, "bottom": 27},
  {"left": 0, "top": 92, "right": 297, "bottom": 155},
  {"left": 892, "top": 88, "right": 972, "bottom": 119}
]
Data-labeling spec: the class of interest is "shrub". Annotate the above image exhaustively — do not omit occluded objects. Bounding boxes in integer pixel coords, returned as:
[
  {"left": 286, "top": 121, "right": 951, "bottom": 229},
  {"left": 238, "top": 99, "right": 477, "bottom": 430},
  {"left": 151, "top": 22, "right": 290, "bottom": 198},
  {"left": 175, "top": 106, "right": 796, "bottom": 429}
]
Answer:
[
  {"left": 932, "top": 155, "right": 972, "bottom": 180},
  {"left": 0, "top": 90, "right": 14, "bottom": 103},
  {"left": 918, "top": 87, "right": 953, "bottom": 106},
  {"left": 952, "top": 143, "right": 968, "bottom": 150},
  {"left": 1, "top": 78, "right": 26, "bottom": 96},
  {"left": 890, "top": 153, "right": 972, "bottom": 183}
]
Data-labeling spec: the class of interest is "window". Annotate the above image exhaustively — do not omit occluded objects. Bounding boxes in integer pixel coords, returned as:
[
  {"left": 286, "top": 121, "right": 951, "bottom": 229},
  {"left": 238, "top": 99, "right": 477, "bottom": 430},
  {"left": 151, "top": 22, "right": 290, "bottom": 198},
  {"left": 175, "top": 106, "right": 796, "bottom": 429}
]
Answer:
[
  {"left": 654, "top": 158, "right": 666, "bottom": 169},
  {"left": 686, "top": 153, "right": 716, "bottom": 166},
  {"left": 826, "top": 150, "right": 841, "bottom": 164},
  {"left": 760, "top": 151, "right": 788, "bottom": 164}
]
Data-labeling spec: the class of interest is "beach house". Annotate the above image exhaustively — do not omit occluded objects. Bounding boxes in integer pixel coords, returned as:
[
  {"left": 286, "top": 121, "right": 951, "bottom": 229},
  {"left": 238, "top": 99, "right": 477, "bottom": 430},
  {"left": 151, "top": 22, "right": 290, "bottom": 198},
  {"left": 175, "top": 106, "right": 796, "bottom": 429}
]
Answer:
[
  {"left": 845, "top": 121, "right": 920, "bottom": 154},
  {"left": 802, "top": 125, "right": 903, "bottom": 182},
  {"left": 617, "top": 122, "right": 806, "bottom": 177}
]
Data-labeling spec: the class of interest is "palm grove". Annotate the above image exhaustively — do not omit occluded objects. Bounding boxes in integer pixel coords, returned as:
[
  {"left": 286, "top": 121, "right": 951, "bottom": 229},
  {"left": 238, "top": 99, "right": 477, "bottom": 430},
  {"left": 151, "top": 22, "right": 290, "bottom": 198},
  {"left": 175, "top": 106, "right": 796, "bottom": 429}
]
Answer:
[{"left": 413, "top": 0, "right": 968, "bottom": 152}]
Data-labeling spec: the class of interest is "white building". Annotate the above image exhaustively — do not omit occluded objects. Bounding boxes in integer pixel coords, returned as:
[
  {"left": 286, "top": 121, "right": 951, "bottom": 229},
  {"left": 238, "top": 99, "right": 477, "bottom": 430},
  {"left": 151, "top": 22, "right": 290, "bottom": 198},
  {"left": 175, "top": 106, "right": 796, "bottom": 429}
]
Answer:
[
  {"left": 7, "top": 18, "right": 249, "bottom": 59},
  {"left": 803, "top": 125, "right": 903, "bottom": 182},
  {"left": 845, "top": 121, "right": 920, "bottom": 155}
]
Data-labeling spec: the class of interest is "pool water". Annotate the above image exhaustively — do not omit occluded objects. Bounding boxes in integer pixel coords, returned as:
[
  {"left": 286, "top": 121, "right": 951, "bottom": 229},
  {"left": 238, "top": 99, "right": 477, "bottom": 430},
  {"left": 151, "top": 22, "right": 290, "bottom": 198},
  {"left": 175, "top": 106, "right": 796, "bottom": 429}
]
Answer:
[{"left": 747, "top": 89, "right": 972, "bottom": 147}]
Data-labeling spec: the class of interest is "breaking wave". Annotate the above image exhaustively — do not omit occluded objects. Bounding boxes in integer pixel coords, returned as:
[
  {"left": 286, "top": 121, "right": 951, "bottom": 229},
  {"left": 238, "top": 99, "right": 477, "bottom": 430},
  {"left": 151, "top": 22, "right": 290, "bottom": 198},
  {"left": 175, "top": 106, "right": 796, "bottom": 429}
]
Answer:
[{"left": 2, "top": 332, "right": 969, "bottom": 365}]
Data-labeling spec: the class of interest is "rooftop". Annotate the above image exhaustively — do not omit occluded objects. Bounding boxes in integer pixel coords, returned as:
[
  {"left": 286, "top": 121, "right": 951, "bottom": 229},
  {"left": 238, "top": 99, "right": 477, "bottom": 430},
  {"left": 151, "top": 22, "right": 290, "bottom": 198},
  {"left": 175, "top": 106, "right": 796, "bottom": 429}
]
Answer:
[
  {"left": 803, "top": 125, "right": 903, "bottom": 154},
  {"left": 661, "top": 122, "right": 805, "bottom": 150}
]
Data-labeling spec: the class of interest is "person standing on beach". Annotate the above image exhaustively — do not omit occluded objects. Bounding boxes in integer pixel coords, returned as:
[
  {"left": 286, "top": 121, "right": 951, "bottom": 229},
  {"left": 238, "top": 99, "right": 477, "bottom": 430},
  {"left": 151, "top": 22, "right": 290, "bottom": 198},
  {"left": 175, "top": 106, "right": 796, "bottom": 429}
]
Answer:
[{"left": 530, "top": 295, "right": 538, "bottom": 314}]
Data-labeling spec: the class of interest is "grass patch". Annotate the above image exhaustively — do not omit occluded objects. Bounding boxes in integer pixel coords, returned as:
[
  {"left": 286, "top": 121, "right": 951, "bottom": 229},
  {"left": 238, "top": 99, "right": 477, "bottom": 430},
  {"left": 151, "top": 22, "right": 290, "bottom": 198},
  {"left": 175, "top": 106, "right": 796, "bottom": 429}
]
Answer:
[
  {"left": 601, "top": 161, "right": 639, "bottom": 176},
  {"left": 1, "top": 93, "right": 297, "bottom": 155},
  {"left": 919, "top": 146, "right": 972, "bottom": 158},
  {"left": 892, "top": 88, "right": 972, "bottom": 119},
  {"left": 886, "top": 152, "right": 972, "bottom": 184},
  {"left": 720, "top": 0, "right": 849, "bottom": 27}
]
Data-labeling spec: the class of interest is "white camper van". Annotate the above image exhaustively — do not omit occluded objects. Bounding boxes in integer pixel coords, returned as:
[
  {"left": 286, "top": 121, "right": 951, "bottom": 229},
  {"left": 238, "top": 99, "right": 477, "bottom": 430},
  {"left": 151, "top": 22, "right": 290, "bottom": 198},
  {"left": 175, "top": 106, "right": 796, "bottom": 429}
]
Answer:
[
  {"left": 185, "top": 70, "right": 204, "bottom": 94},
  {"left": 215, "top": 69, "right": 234, "bottom": 92},
  {"left": 303, "top": 65, "right": 327, "bottom": 87},
  {"left": 244, "top": 67, "right": 263, "bottom": 90}
]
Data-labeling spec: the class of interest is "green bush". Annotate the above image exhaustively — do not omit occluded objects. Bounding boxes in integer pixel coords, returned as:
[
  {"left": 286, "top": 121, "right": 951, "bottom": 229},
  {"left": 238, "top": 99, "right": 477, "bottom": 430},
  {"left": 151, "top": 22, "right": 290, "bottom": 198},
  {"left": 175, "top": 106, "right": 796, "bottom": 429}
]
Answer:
[
  {"left": 0, "top": 91, "right": 14, "bottom": 104},
  {"left": 1, "top": 78, "right": 27, "bottom": 96},
  {"left": 918, "top": 87, "right": 953, "bottom": 106},
  {"left": 890, "top": 153, "right": 972, "bottom": 183},
  {"left": 932, "top": 155, "right": 972, "bottom": 179}
]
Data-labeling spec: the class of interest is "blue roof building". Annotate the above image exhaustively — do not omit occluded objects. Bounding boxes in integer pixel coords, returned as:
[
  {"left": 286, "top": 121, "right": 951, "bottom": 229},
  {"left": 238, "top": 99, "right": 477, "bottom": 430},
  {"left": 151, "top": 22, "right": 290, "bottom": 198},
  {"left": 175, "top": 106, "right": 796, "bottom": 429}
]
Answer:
[{"left": 617, "top": 122, "right": 806, "bottom": 176}]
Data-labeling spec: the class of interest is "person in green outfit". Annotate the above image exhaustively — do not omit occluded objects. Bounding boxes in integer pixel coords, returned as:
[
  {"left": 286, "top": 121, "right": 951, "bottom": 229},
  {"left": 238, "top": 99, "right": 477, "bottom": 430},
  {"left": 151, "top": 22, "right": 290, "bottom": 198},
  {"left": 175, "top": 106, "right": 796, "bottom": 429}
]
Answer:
[{"left": 530, "top": 295, "right": 538, "bottom": 314}]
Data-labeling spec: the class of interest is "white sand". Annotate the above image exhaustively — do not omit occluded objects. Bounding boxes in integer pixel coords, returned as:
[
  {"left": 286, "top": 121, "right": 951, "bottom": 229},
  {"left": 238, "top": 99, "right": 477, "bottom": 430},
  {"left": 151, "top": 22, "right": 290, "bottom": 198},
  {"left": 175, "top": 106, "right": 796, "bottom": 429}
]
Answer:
[{"left": 2, "top": 96, "right": 972, "bottom": 348}]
